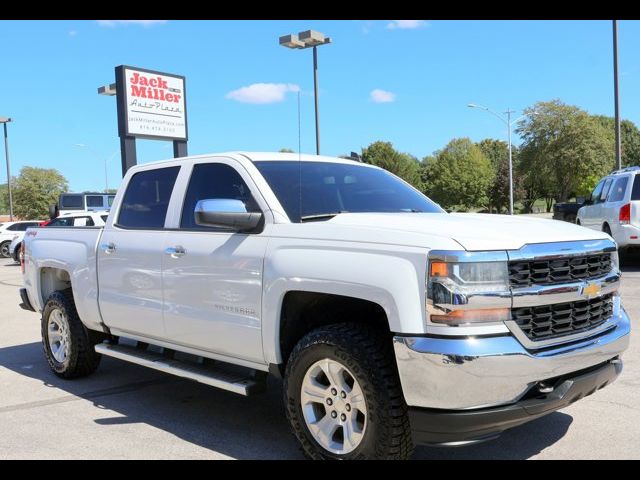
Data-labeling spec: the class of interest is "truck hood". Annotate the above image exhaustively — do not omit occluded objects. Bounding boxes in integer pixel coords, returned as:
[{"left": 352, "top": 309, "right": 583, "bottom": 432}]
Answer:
[{"left": 327, "top": 212, "right": 610, "bottom": 251}]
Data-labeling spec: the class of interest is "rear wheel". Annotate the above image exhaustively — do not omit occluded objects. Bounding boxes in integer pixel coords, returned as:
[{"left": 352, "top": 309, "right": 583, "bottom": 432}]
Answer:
[
  {"left": 41, "top": 290, "right": 103, "bottom": 378},
  {"left": 284, "top": 323, "right": 414, "bottom": 460},
  {"left": 0, "top": 241, "right": 11, "bottom": 258}
]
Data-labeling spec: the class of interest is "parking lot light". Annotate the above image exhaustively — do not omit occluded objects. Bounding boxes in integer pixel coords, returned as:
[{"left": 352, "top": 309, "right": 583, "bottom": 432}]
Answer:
[{"left": 0, "top": 117, "right": 14, "bottom": 221}]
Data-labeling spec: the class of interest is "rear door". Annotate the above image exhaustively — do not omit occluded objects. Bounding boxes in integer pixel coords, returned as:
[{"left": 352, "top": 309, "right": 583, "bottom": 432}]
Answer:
[
  {"left": 97, "top": 166, "right": 180, "bottom": 339},
  {"left": 582, "top": 178, "right": 610, "bottom": 229}
]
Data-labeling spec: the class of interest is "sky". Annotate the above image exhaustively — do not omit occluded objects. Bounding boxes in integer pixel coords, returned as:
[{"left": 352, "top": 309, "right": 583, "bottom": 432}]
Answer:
[{"left": 1, "top": 19, "right": 640, "bottom": 192}]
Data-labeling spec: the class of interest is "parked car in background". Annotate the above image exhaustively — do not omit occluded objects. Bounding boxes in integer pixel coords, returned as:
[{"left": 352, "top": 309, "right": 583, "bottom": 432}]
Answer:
[
  {"left": 577, "top": 166, "right": 640, "bottom": 252},
  {"left": 10, "top": 212, "right": 110, "bottom": 263},
  {"left": 553, "top": 197, "right": 586, "bottom": 223},
  {"left": 0, "top": 221, "right": 42, "bottom": 258}
]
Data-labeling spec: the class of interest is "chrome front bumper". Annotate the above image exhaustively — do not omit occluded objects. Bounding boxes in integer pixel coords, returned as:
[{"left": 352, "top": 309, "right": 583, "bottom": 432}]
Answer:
[{"left": 393, "top": 306, "right": 630, "bottom": 410}]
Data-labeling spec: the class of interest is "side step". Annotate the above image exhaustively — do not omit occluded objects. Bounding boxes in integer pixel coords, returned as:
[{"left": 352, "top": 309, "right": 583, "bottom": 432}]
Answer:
[{"left": 95, "top": 343, "right": 265, "bottom": 396}]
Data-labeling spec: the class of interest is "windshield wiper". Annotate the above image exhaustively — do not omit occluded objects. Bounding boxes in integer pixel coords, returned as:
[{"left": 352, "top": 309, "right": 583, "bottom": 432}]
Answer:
[{"left": 300, "top": 211, "right": 348, "bottom": 222}]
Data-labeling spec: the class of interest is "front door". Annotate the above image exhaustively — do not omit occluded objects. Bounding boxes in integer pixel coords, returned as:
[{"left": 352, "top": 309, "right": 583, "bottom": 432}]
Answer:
[
  {"left": 161, "top": 161, "right": 268, "bottom": 364},
  {"left": 98, "top": 166, "right": 180, "bottom": 339}
]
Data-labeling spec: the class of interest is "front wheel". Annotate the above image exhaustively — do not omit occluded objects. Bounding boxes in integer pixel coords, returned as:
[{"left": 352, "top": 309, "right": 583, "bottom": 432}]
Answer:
[
  {"left": 283, "top": 323, "right": 414, "bottom": 460},
  {"left": 0, "top": 241, "right": 11, "bottom": 258}
]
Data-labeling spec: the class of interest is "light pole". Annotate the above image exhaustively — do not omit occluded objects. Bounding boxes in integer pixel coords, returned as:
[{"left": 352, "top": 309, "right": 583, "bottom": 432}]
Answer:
[
  {"left": 74, "top": 144, "right": 118, "bottom": 192},
  {"left": 613, "top": 20, "right": 622, "bottom": 170},
  {"left": 279, "top": 30, "right": 332, "bottom": 155},
  {"left": 0, "top": 117, "right": 14, "bottom": 221},
  {"left": 468, "top": 104, "right": 535, "bottom": 215}
]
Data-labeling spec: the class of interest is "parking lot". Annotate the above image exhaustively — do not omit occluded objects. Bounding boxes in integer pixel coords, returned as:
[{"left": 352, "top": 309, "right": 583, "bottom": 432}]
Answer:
[{"left": 0, "top": 255, "right": 638, "bottom": 460}]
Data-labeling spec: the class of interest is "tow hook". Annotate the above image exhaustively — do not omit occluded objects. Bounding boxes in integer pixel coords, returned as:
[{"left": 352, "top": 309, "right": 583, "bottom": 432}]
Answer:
[{"left": 537, "top": 382, "right": 554, "bottom": 394}]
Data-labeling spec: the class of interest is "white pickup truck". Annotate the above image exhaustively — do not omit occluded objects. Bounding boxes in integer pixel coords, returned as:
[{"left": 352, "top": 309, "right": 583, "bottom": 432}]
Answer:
[{"left": 20, "top": 152, "right": 630, "bottom": 460}]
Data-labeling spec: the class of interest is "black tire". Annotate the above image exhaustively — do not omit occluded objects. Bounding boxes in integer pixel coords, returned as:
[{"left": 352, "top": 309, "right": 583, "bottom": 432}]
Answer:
[
  {"left": 283, "top": 323, "right": 414, "bottom": 460},
  {"left": 0, "top": 241, "right": 11, "bottom": 258},
  {"left": 566, "top": 214, "right": 577, "bottom": 224},
  {"left": 41, "top": 289, "right": 103, "bottom": 379},
  {"left": 603, "top": 224, "right": 612, "bottom": 237},
  {"left": 12, "top": 242, "right": 21, "bottom": 263},
  {"left": 576, "top": 219, "right": 581, "bottom": 226}
]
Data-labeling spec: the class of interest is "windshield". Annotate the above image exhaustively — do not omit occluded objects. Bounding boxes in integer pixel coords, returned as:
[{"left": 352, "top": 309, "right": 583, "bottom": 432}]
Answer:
[{"left": 254, "top": 161, "right": 443, "bottom": 222}]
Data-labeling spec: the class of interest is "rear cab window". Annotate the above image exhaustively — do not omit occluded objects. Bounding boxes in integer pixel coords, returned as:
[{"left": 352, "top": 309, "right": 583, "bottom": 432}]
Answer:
[{"left": 117, "top": 167, "right": 180, "bottom": 229}]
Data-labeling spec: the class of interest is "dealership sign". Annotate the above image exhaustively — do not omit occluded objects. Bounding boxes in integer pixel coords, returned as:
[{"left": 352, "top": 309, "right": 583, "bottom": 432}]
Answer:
[{"left": 117, "top": 66, "right": 188, "bottom": 140}]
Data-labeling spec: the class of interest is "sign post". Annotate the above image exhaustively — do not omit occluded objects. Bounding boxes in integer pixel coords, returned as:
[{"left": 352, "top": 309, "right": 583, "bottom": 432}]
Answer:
[{"left": 103, "top": 65, "right": 188, "bottom": 176}]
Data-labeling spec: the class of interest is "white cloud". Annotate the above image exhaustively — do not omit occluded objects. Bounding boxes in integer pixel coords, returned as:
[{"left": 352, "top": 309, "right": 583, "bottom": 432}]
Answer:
[
  {"left": 226, "top": 83, "right": 301, "bottom": 104},
  {"left": 386, "top": 20, "right": 427, "bottom": 30},
  {"left": 97, "top": 20, "right": 167, "bottom": 28},
  {"left": 370, "top": 89, "right": 396, "bottom": 103}
]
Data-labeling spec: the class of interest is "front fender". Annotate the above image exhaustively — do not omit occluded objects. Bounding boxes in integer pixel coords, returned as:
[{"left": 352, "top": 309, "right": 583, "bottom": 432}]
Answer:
[{"left": 262, "top": 238, "right": 429, "bottom": 364}]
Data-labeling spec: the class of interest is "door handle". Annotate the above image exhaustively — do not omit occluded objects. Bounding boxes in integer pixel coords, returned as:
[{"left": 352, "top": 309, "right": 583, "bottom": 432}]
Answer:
[
  {"left": 100, "top": 242, "right": 116, "bottom": 254},
  {"left": 165, "top": 246, "right": 186, "bottom": 258}
]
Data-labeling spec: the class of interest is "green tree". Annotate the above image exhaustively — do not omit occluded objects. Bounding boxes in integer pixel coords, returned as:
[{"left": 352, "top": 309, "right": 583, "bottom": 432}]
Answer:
[
  {"left": 422, "top": 138, "right": 493, "bottom": 211},
  {"left": 516, "top": 100, "right": 614, "bottom": 203},
  {"left": 361, "top": 141, "right": 423, "bottom": 189},
  {"left": 0, "top": 183, "right": 8, "bottom": 214},
  {"left": 12, "top": 167, "right": 68, "bottom": 219},
  {"left": 593, "top": 115, "right": 640, "bottom": 168},
  {"left": 279, "top": 148, "right": 295, "bottom": 153},
  {"left": 476, "top": 139, "right": 517, "bottom": 213}
]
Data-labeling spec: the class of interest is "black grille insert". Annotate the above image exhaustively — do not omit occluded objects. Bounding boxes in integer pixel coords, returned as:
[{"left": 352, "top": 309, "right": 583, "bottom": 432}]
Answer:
[
  {"left": 509, "top": 253, "right": 612, "bottom": 287},
  {"left": 512, "top": 294, "right": 614, "bottom": 342}
]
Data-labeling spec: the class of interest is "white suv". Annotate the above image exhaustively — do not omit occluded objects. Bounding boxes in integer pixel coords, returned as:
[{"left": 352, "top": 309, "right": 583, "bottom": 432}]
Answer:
[
  {"left": 0, "top": 221, "right": 42, "bottom": 258},
  {"left": 577, "top": 166, "right": 640, "bottom": 251}
]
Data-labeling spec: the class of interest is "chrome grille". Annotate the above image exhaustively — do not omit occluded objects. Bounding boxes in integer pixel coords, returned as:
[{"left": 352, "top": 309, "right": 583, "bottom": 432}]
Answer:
[
  {"left": 512, "top": 294, "right": 614, "bottom": 342},
  {"left": 509, "top": 253, "right": 612, "bottom": 287}
]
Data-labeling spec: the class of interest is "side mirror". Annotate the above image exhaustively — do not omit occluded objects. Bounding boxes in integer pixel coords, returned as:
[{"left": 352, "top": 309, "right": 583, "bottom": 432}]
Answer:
[
  {"left": 194, "top": 199, "right": 263, "bottom": 232},
  {"left": 576, "top": 196, "right": 585, "bottom": 204}
]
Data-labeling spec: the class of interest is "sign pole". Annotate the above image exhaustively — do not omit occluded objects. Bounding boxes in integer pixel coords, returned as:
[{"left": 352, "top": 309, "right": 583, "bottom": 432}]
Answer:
[{"left": 114, "top": 66, "right": 137, "bottom": 175}]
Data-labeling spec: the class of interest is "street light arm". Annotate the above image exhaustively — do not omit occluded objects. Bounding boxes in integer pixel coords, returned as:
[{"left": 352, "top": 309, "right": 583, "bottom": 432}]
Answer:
[{"left": 469, "top": 104, "right": 508, "bottom": 125}]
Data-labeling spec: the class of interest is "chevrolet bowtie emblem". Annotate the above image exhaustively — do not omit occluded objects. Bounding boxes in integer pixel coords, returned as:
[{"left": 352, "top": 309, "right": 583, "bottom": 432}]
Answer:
[{"left": 583, "top": 283, "right": 601, "bottom": 298}]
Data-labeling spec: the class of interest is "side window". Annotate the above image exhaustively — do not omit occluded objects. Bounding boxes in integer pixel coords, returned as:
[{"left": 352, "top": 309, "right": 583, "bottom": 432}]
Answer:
[
  {"left": 632, "top": 175, "right": 640, "bottom": 201},
  {"left": 118, "top": 167, "right": 180, "bottom": 229},
  {"left": 48, "top": 217, "right": 73, "bottom": 227},
  {"left": 598, "top": 178, "right": 613, "bottom": 203},
  {"left": 591, "top": 180, "right": 605, "bottom": 203},
  {"left": 7, "top": 224, "right": 21, "bottom": 231},
  {"left": 73, "top": 217, "right": 94, "bottom": 227},
  {"left": 60, "top": 194, "right": 83, "bottom": 210},
  {"left": 608, "top": 176, "right": 629, "bottom": 203},
  {"left": 86, "top": 196, "right": 103, "bottom": 208},
  {"left": 180, "top": 163, "right": 260, "bottom": 229}
]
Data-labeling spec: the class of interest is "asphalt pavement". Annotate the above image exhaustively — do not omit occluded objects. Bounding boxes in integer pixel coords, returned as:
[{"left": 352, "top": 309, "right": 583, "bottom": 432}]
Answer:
[{"left": 0, "top": 254, "right": 638, "bottom": 459}]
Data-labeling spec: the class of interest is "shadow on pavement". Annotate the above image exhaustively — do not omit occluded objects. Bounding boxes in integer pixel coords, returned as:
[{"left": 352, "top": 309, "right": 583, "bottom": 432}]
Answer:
[
  {"left": 620, "top": 250, "right": 640, "bottom": 272},
  {"left": 0, "top": 341, "right": 572, "bottom": 460}
]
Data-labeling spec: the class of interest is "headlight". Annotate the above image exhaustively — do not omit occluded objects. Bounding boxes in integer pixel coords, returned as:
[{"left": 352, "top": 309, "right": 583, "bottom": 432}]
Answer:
[
  {"left": 427, "top": 258, "right": 510, "bottom": 326},
  {"left": 611, "top": 250, "right": 620, "bottom": 272}
]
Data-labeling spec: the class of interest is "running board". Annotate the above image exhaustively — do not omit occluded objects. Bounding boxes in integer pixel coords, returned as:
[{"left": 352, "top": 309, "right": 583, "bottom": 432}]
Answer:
[{"left": 95, "top": 343, "right": 265, "bottom": 396}]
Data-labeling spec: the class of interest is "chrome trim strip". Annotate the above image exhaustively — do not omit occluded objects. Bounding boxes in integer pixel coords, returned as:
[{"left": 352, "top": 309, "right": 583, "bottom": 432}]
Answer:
[
  {"left": 506, "top": 239, "right": 617, "bottom": 262},
  {"left": 511, "top": 270, "right": 621, "bottom": 308}
]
